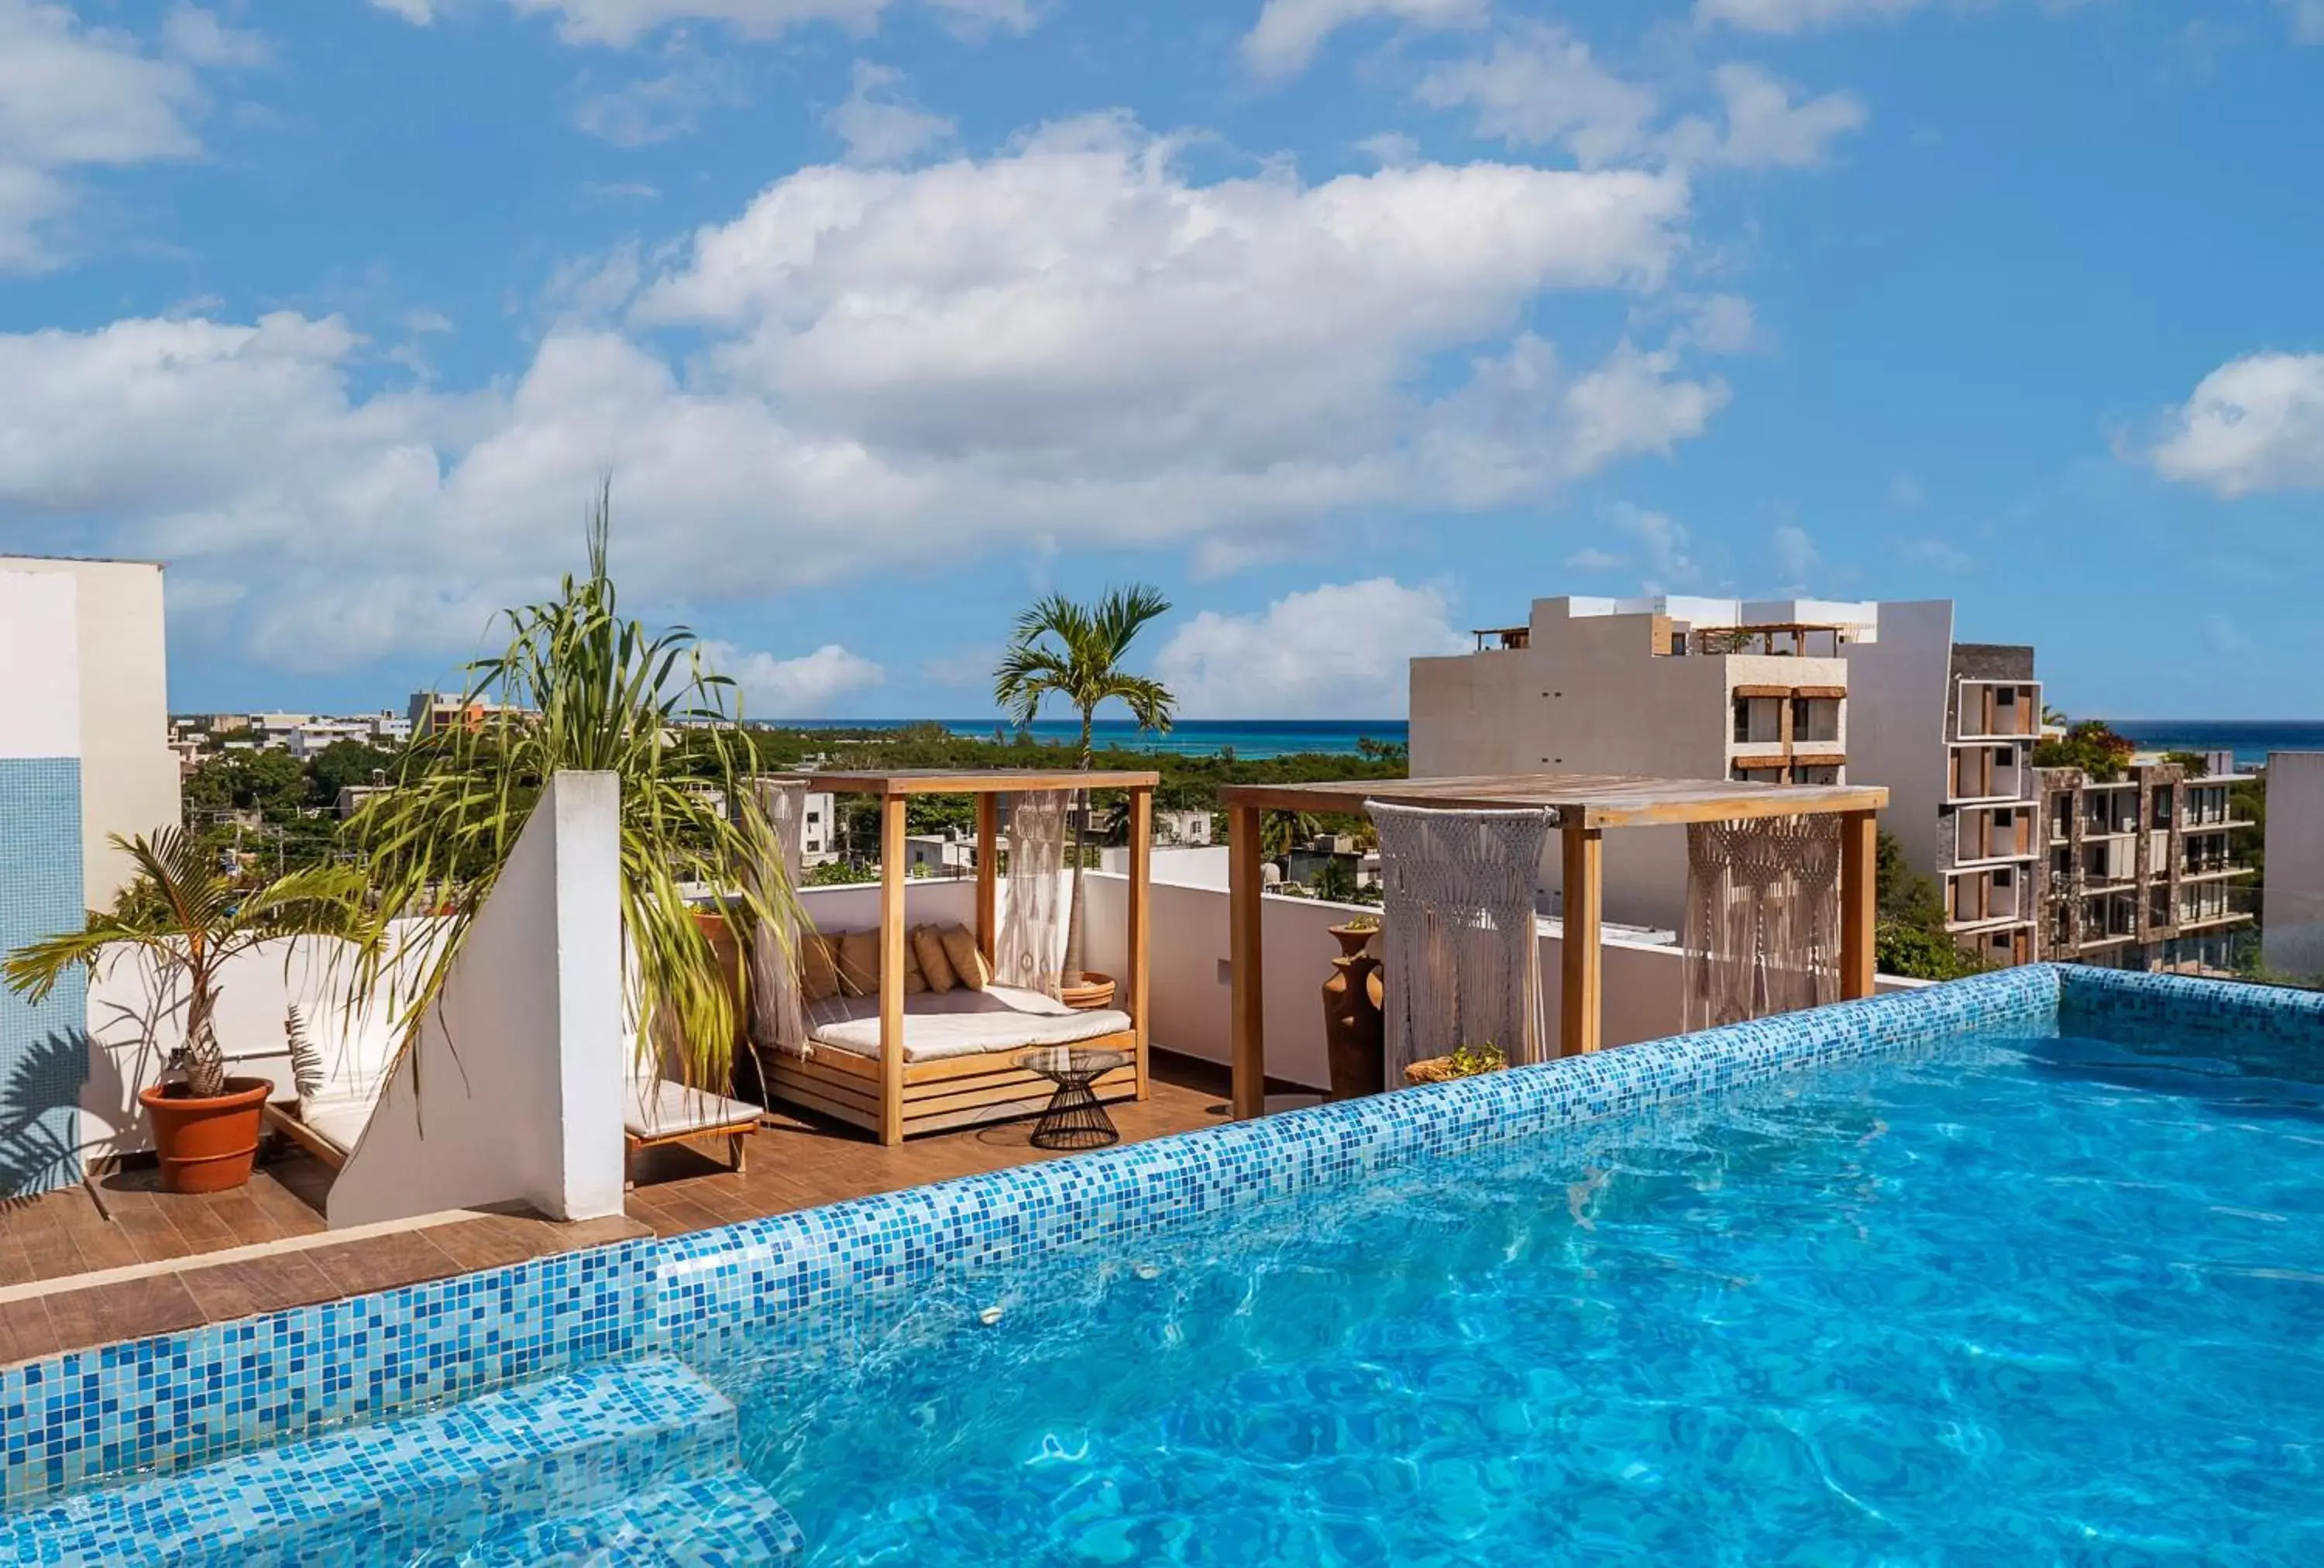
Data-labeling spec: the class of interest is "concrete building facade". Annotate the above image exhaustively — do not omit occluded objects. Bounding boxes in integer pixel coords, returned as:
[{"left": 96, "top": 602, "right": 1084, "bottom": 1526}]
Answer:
[
  {"left": 2030, "top": 760, "right": 2254, "bottom": 972},
  {"left": 1411, "top": 595, "right": 1871, "bottom": 930}
]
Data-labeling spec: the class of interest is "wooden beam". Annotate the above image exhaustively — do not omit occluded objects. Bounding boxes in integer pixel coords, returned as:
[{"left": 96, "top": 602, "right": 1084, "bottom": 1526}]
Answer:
[
  {"left": 878, "top": 791, "right": 908, "bottom": 1145},
  {"left": 1840, "top": 807, "right": 1877, "bottom": 999},
  {"left": 975, "top": 792, "right": 999, "bottom": 966},
  {"left": 1229, "top": 802, "right": 1265, "bottom": 1119},
  {"left": 1560, "top": 824, "right": 1604, "bottom": 1057},
  {"left": 1126, "top": 785, "right": 1153, "bottom": 1102}
]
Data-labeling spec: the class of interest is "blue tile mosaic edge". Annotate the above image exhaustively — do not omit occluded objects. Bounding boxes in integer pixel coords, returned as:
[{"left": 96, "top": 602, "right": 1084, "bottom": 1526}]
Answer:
[{"left": 9, "top": 960, "right": 2319, "bottom": 1522}]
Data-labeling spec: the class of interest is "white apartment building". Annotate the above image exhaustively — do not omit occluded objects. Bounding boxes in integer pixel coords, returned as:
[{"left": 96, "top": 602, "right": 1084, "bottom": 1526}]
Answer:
[
  {"left": 0, "top": 556, "right": 181, "bottom": 909},
  {"left": 801, "top": 791, "right": 836, "bottom": 866},
  {"left": 287, "top": 718, "right": 378, "bottom": 759},
  {"left": 1411, "top": 596, "right": 1874, "bottom": 930}
]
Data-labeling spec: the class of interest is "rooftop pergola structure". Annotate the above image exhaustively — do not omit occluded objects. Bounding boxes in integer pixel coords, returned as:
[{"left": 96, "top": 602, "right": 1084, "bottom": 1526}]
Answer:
[
  {"left": 1218, "top": 773, "right": 1891, "bottom": 1120},
  {"left": 772, "top": 768, "right": 1160, "bottom": 1144}
]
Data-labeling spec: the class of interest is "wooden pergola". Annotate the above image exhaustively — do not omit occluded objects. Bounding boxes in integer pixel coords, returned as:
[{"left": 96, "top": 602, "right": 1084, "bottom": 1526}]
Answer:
[
  {"left": 1219, "top": 773, "right": 1890, "bottom": 1120},
  {"left": 769, "top": 768, "right": 1160, "bottom": 1144}
]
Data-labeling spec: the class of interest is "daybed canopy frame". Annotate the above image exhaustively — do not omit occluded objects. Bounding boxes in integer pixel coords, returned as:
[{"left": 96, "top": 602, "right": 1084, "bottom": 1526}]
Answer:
[
  {"left": 1217, "top": 772, "right": 1890, "bottom": 1121},
  {"left": 765, "top": 768, "right": 1160, "bottom": 1146}
]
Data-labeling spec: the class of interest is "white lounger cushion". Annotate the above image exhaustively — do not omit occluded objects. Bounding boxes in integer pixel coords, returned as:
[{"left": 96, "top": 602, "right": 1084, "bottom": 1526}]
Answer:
[
  {"left": 808, "top": 985, "right": 1133, "bottom": 1063},
  {"left": 298, "top": 1096, "right": 376, "bottom": 1157},
  {"left": 624, "top": 1078, "right": 762, "bottom": 1140}
]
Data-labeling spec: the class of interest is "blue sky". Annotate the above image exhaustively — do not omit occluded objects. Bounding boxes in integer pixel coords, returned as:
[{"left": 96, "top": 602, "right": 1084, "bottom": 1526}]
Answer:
[{"left": 1, "top": 0, "right": 2319, "bottom": 722}]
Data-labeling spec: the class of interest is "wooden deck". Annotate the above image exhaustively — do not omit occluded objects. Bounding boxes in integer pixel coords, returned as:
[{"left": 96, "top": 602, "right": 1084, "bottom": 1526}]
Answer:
[{"left": 0, "top": 1051, "right": 1260, "bottom": 1367}]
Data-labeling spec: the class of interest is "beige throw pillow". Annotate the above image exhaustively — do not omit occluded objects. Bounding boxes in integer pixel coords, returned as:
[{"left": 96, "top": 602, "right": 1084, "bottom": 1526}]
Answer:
[
  {"left": 913, "top": 925, "right": 958, "bottom": 992},
  {"left": 902, "top": 931, "right": 928, "bottom": 995},
  {"left": 800, "top": 932, "right": 840, "bottom": 1002},
  {"left": 939, "top": 924, "right": 991, "bottom": 991},
  {"left": 837, "top": 929, "right": 882, "bottom": 998}
]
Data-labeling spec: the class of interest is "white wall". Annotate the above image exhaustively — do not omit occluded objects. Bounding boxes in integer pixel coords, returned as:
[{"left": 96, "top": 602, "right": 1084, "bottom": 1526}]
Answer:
[
  {"left": 0, "top": 571, "right": 81, "bottom": 762},
  {"left": 1085, "top": 870, "right": 1928, "bottom": 1090},
  {"left": 797, "top": 878, "right": 975, "bottom": 934},
  {"left": 1098, "top": 844, "right": 1230, "bottom": 890},
  {"left": 81, "top": 924, "right": 428, "bottom": 1164},
  {"left": 0, "top": 558, "right": 178, "bottom": 910},
  {"left": 2264, "top": 751, "right": 2324, "bottom": 982},
  {"left": 329, "top": 772, "right": 626, "bottom": 1227}
]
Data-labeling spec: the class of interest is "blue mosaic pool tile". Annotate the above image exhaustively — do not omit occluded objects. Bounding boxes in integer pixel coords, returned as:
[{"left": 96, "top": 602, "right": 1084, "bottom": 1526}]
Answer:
[
  {"left": 2058, "top": 964, "right": 2324, "bottom": 1054},
  {"left": 0, "top": 1356, "right": 729, "bottom": 1567},
  {"left": 0, "top": 1237, "right": 653, "bottom": 1510},
  {"left": 466, "top": 1470, "right": 805, "bottom": 1564}
]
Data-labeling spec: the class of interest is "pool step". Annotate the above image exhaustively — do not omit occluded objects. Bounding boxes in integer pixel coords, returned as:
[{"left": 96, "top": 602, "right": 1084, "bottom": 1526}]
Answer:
[
  {"left": 0, "top": 1357, "right": 742, "bottom": 1567},
  {"left": 465, "top": 1471, "right": 805, "bottom": 1565}
]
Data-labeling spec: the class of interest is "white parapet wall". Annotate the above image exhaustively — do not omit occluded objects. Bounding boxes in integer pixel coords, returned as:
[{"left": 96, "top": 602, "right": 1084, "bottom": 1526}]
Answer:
[
  {"left": 328, "top": 772, "right": 627, "bottom": 1228},
  {"left": 1082, "top": 868, "right": 1927, "bottom": 1090}
]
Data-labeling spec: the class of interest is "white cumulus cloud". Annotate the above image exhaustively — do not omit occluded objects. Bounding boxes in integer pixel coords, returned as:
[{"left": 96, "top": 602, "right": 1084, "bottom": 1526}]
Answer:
[
  {"left": 0, "top": 118, "right": 1731, "bottom": 669},
  {"left": 703, "top": 640, "right": 885, "bottom": 716},
  {"left": 1669, "top": 63, "right": 1867, "bottom": 169},
  {"left": 1151, "top": 579, "right": 1466, "bottom": 718},
  {"left": 1413, "top": 22, "right": 1658, "bottom": 167},
  {"left": 2149, "top": 352, "right": 2324, "bottom": 496},
  {"left": 1242, "top": 0, "right": 1486, "bottom": 80}
]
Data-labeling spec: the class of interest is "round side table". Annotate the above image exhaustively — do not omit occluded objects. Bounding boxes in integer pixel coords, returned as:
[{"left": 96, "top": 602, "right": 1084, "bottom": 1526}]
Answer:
[{"left": 1016, "top": 1047, "right": 1130, "bottom": 1150}]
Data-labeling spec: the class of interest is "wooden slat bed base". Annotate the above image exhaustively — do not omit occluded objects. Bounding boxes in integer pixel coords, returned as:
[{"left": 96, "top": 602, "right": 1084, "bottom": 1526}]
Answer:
[{"left": 761, "top": 1032, "right": 1140, "bottom": 1140}]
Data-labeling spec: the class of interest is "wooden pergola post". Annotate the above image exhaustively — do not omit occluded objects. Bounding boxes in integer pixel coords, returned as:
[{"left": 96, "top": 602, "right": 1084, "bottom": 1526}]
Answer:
[
  {"left": 877, "top": 790, "right": 908, "bottom": 1146},
  {"left": 1229, "top": 801, "right": 1265, "bottom": 1120},
  {"left": 1560, "top": 823, "right": 1604, "bottom": 1056},
  {"left": 1840, "top": 807, "right": 1877, "bottom": 999},
  {"left": 1127, "top": 785, "right": 1153, "bottom": 1100}
]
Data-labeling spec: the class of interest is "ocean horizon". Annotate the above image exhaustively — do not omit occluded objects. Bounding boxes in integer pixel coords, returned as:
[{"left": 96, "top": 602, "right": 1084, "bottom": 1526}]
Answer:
[
  {"left": 775, "top": 716, "right": 2322, "bottom": 769},
  {"left": 778, "top": 717, "right": 1408, "bottom": 760}
]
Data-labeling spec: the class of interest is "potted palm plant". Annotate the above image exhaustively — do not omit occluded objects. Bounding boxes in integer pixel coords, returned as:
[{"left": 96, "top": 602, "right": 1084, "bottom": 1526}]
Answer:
[
  {"left": 4, "top": 830, "right": 367, "bottom": 1194},
  {"left": 349, "top": 486, "right": 795, "bottom": 1095},
  {"left": 994, "top": 586, "right": 1176, "bottom": 1008}
]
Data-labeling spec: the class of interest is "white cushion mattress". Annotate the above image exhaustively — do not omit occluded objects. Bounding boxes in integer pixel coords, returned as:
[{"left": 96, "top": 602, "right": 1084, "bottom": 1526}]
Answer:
[
  {"left": 807, "top": 985, "right": 1133, "bottom": 1063},
  {"left": 625, "top": 1078, "right": 762, "bottom": 1140}
]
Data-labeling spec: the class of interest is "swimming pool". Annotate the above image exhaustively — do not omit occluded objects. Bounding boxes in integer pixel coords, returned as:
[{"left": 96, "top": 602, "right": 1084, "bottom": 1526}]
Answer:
[
  {"left": 702, "top": 1019, "right": 2324, "bottom": 1563},
  {"left": 9, "top": 967, "right": 2322, "bottom": 1563}
]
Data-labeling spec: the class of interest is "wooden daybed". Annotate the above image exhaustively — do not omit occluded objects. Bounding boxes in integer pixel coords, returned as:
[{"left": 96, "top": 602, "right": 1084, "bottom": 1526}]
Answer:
[{"left": 757, "top": 769, "right": 1156, "bottom": 1146}]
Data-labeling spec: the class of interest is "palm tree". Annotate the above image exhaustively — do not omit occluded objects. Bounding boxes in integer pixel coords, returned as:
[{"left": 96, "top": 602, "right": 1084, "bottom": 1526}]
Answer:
[
  {"left": 994, "top": 586, "right": 1175, "bottom": 983},
  {"left": 350, "top": 485, "right": 795, "bottom": 1089},
  {"left": 1261, "top": 809, "right": 1320, "bottom": 861},
  {"left": 5, "top": 830, "right": 369, "bottom": 1099}
]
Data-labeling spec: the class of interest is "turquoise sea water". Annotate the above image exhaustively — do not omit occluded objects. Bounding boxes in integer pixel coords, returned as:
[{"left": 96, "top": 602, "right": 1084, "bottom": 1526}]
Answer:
[
  {"left": 2107, "top": 720, "right": 2324, "bottom": 771},
  {"left": 779, "top": 719, "right": 1406, "bottom": 759},
  {"left": 717, "top": 1027, "right": 2324, "bottom": 1564}
]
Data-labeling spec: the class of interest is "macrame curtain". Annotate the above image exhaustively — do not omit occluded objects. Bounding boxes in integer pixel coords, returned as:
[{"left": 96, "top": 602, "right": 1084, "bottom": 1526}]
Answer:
[
  {"left": 1370, "top": 800, "right": 1552, "bottom": 1084},
  {"left": 748, "top": 780, "right": 811, "bottom": 1061},
  {"left": 996, "top": 790, "right": 1070, "bottom": 998},
  {"left": 1680, "top": 813, "right": 1843, "bottom": 1032}
]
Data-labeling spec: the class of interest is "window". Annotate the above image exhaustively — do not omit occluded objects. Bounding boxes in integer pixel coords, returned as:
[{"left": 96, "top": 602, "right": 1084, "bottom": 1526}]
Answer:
[
  {"left": 1732, "top": 696, "right": 1748, "bottom": 744},
  {"left": 1792, "top": 697, "right": 1841, "bottom": 744},
  {"left": 2151, "top": 885, "right": 2171, "bottom": 928},
  {"left": 1992, "top": 866, "right": 2013, "bottom": 888},
  {"left": 1993, "top": 745, "right": 2015, "bottom": 766},
  {"left": 2150, "top": 786, "right": 2171, "bottom": 830},
  {"left": 1792, "top": 764, "right": 1841, "bottom": 786},
  {"left": 2052, "top": 846, "right": 2071, "bottom": 877}
]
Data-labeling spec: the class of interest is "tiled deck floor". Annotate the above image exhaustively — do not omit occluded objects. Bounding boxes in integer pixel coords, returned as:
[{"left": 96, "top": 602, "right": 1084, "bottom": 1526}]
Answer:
[{"left": 0, "top": 1051, "right": 1257, "bottom": 1367}]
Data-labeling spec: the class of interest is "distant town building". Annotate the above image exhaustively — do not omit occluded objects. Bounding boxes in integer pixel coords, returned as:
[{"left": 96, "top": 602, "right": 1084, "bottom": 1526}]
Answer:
[
  {"left": 407, "top": 691, "right": 522, "bottom": 737},
  {"left": 1156, "top": 808, "right": 1213, "bottom": 847},
  {"left": 1411, "top": 594, "right": 2253, "bottom": 974}
]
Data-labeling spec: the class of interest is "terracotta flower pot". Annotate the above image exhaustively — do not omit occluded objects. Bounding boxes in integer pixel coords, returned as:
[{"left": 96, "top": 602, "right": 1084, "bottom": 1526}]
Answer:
[
  {"left": 139, "top": 1077, "right": 273, "bottom": 1195},
  {"left": 1061, "top": 972, "right": 1117, "bottom": 1011},
  {"left": 1322, "top": 924, "right": 1384, "bottom": 1101}
]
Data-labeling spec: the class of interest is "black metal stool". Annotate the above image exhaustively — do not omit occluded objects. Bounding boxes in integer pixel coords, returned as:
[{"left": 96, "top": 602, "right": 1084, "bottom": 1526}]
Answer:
[{"left": 1016, "top": 1047, "right": 1129, "bottom": 1150}]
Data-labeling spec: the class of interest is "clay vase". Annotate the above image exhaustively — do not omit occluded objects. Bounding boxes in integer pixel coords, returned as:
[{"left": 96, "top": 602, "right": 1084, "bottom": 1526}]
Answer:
[
  {"left": 139, "top": 1077, "right": 272, "bottom": 1195},
  {"left": 1322, "top": 925, "right": 1385, "bottom": 1101}
]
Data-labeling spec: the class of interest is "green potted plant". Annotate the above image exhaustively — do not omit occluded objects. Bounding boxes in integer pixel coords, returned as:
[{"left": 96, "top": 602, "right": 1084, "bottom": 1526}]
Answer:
[{"left": 4, "top": 830, "right": 367, "bottom": 1193}]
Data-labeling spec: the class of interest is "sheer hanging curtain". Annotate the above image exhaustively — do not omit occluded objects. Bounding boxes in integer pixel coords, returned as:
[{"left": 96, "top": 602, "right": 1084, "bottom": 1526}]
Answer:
[
  {"left": 997, "top": 790, "right": 1071, "bottom": 998},
  {"left": 748, "top": 780, "right": 810, "bottom": 1061},
  {"left": 1370, "top": 801, "right": 1552, "bottom": 1083},
  {"left": 1680, "top": 814, "right": 1843, "bottom": 1032}
]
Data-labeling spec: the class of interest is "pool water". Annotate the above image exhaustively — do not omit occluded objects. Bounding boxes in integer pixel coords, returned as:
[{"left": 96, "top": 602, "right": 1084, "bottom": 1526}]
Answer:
[{"left": 711, "top": 1030, "right": 2324, "bottom": 1564}]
